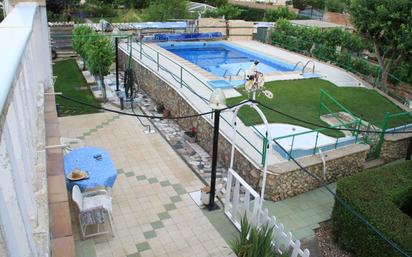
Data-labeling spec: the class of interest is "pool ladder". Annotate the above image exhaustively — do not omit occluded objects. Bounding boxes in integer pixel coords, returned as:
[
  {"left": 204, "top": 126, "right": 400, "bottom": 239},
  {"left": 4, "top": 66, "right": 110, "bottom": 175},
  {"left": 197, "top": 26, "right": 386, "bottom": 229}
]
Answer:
[
  {"left": 293, "top": 60, "right": 316, "bottom": 75},
  {"left": 223, "top": 68, "right": 246, "bottom": 81}
]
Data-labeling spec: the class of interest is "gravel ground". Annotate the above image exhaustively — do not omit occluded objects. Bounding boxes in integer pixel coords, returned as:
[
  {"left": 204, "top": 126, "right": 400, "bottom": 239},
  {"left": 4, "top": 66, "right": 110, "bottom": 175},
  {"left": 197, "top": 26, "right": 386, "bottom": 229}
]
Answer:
[{"left": 315, "top": 221, "right": 355, "bottom": 257}]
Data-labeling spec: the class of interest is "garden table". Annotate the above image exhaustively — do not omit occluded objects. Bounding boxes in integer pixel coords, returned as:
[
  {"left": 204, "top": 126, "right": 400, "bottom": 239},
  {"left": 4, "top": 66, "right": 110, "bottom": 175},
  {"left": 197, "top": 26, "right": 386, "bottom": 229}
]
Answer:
[{"left": 64, "top": 146, "right": 117, "bottom": 192}]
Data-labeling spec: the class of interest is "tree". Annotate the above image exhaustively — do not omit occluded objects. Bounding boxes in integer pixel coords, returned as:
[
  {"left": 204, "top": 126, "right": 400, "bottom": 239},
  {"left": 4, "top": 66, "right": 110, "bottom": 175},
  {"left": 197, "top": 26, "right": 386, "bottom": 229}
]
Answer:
[
  {"left": 204, "top": 4, "right": 242, "bottom": 19},
  {"left": 293, "top": 0, "right": 325, "bottom": 10},
  {"left": 142, "top": 0, "right": 190, "bottom": 21},
  {"left": 325, "top": 0, "right": 348, "bottom": 13},
  {"left": 263, "top": 7, "right": 297, "bottom": 22},
  {"left": 349, "top": 0, "right": 412, "bottom": 84},
  {"left": 84, "top": 35, "right": 114, "bottom": 101},
  {"left": 72, "top": 25, "right": 95, "bottom": 70}
]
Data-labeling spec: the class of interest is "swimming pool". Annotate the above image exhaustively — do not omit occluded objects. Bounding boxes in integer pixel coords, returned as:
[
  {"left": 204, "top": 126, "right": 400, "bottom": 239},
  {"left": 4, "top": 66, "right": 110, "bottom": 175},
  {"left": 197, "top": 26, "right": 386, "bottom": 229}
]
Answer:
[{"left": 158, "top": 41, "right": 295, "bottom": 78}]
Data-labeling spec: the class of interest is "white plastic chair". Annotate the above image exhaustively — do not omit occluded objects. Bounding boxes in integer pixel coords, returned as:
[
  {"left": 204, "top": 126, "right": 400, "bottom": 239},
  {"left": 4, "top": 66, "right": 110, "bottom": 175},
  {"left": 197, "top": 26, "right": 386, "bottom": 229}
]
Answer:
[{"left": 72, "top": 185, "right": 114, "bottom": 239}]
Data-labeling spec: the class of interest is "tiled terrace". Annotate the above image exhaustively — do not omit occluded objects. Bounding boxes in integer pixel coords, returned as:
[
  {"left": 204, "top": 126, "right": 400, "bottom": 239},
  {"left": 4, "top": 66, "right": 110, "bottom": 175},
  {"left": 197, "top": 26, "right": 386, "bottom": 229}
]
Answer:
[{"left": 59, "top": 112, "right": 236, "bottom": 257}]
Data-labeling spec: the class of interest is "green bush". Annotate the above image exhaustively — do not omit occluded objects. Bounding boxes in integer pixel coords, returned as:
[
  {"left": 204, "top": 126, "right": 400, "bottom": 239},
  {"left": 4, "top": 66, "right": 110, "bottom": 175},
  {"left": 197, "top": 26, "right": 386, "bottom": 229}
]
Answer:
[
  {"left": 230, "top": 216, "right": 288, "bottom": 257},
  {"left": 80, "top": 3, "right": 116, "bottom": 18},
  {"left": 142, "top": 0, "right": 190, "bottom": 21},
  {"left": 235, "top": 6, "right": 266, "bottom": 21},
  {"left": 204, "top": 4, "right": 243, "bottom": 19},
  {"left": 264, "top": 7, "right": 297, "bottom": 22},
  {"left": 332, "top": 161, "right": 412, "bottom": 257}
]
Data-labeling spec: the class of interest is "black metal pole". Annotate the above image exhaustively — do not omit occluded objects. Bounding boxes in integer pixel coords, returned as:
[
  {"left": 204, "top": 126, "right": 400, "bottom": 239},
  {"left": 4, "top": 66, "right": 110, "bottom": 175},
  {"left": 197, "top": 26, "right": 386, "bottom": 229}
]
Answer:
[
  {"left": 208, "top": 109, "right": 221, "bottom": 211},
  {"left": 115, "top": 37, "right": 119, "bottom": 92},
  {"left": 406, "top": 137, "right": 412, "bottom": 160}
]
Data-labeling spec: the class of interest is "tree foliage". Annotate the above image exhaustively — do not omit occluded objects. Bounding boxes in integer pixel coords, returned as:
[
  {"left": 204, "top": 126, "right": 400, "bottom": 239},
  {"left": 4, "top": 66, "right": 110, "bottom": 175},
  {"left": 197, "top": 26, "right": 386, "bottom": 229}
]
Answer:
[
  {"left": 85, "top": 35, "right": 114, "bottom": 100},
  {"left": 204, "top": 4, "right": 242, "bottom": 20},
  {"left": 349, "top": 0, "right": 412, "bottom": 83},
  {"left": 263, "top": 7, "right": 297, "bottom": 22},
  {"left": 195, "top": 0, "right": 228, "bottom": 7},
  {"left": 142, "top": 0, "right": 190, "bottom": 21},
  {"left": 73, "top": 26, "right": 95, "bottom": 61},
  {"left": 72, "top": 26, "right": 114, "bottom": 100}
]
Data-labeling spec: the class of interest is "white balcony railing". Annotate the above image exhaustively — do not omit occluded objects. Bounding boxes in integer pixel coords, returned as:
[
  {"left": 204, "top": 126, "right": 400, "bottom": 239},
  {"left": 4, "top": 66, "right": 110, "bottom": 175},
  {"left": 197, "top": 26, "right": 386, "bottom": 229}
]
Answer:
[{"left": 0, "top": 2, "right": 52, "bottom": 257}]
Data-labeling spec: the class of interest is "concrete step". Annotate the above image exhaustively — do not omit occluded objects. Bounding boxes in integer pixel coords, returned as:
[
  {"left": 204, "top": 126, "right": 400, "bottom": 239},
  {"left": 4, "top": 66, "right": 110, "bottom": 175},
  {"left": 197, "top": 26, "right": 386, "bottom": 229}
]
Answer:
[{"left": 363, "top": 159, "right": 385, "bottom": 170}]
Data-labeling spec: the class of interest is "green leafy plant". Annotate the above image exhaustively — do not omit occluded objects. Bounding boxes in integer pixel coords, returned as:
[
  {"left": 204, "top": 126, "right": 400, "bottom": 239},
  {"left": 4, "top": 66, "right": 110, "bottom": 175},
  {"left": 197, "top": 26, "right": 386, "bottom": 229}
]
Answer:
[
  {"left": 84, "top": 35, "right": 114, "bottom": 101},
  {"left": 230, "top": 216, "right": 286, "bottom": 257},
  {"left": 264, "top": 7, "right": 297, "bottom": 22},
  {"left": 332, "top": 161, "right": 412, "bottom": 257},
  {"left": 142, "top": 0, "right": 190, "bottom": 21},
  {"left": 72, "top": 25, "right": 95, "bottom": 70},
  {"left": 204, "top": 4, "right": 242, "bottom": 20}
]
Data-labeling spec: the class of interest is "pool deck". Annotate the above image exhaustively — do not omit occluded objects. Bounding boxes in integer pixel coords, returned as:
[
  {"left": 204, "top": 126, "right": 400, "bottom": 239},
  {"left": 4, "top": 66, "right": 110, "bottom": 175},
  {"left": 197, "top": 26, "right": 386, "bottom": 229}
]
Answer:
[{"left": 231, "top": 41, "right": 366, "bottom": 88}]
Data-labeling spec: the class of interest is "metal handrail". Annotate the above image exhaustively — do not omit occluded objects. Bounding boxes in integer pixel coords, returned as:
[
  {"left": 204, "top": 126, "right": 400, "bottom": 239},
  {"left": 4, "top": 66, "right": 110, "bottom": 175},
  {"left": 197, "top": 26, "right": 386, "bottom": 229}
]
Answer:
[
  {"left": 127, "top": 42, "right": 264, "bottom": 157},
  {"left": 223, "top": 69, "right": 230, "bottom": 78},
  {"left": 302, "top": 60, "right": 315, "bottom": 74},
  {"left": 293, "top": 61, "right": 304, "bottom": 71}
]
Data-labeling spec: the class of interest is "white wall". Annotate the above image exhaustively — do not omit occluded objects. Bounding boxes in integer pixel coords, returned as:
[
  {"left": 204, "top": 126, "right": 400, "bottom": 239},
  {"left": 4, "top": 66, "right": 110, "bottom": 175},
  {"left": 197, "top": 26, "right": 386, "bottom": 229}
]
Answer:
[{"left": 0, "top": 2, "right": 52, "bottom": 257}]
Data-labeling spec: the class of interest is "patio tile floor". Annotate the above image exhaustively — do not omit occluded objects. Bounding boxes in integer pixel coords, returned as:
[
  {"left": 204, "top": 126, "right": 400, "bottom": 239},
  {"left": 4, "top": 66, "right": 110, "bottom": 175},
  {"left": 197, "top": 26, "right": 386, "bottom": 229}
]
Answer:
[
  {"left": 263, "top": 183, "right": 336, "bottom": 240},
  {"left": 60, "top": 113, "right": 236, "bottom": 257}
]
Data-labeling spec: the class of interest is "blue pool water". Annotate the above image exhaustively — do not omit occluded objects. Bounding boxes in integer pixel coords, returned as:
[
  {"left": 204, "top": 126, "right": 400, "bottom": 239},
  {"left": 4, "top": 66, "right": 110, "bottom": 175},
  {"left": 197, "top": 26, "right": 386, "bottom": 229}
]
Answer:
[{"left": 158, "top": 42, "right": 295, "bottom": 78}]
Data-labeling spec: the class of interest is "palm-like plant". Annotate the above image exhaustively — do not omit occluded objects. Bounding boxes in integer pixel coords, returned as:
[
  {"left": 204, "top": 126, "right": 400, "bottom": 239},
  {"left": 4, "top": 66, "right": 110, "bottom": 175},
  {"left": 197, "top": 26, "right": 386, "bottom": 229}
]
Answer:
[{"left": 230, "top": 216, "right": 289, "bottom": 257}]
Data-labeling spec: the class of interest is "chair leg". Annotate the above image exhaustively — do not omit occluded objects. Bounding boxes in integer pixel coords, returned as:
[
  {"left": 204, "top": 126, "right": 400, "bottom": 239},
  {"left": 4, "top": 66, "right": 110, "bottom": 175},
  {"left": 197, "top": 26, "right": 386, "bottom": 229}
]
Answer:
[
  {"left": 79, "top": 214, "right": 85, "bottom": 240},
  {"left": 107, "top": 211, "right": 115, "bottom": 237}
]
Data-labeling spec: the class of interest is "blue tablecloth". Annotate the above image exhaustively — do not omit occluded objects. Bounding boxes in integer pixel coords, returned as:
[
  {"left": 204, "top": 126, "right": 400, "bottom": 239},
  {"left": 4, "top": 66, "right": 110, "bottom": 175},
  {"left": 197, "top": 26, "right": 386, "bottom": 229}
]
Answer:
[{"left": 64, "top": 147, "right": 117, "bottom": 192}]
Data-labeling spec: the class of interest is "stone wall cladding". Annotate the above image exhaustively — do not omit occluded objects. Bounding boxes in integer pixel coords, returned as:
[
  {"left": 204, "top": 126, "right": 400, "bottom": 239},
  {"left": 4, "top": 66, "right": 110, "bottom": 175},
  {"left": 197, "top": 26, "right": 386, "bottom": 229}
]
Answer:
[
  {"left": 266, "top": 144, "right": 369, "bottom": 201},
  {"left": 120, "top": 51, "right": 379, "bottom": 201},
  {"left": 380, "top": 133, "right": 412, "bottom": 163}
]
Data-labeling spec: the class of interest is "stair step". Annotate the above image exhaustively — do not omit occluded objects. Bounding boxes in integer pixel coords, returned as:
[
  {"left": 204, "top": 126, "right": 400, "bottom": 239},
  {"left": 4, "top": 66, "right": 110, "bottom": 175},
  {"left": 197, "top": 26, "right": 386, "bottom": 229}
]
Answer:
[{"left": 363, "top": 159, "right": 385, "bottom": 170}]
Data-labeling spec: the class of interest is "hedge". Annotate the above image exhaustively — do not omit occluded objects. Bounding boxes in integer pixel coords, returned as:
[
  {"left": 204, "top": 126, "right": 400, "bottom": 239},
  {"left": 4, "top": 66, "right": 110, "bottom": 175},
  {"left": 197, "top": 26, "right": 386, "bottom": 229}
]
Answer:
[{"left": 332, "top": 161, "right": 412, "bottom": 257}]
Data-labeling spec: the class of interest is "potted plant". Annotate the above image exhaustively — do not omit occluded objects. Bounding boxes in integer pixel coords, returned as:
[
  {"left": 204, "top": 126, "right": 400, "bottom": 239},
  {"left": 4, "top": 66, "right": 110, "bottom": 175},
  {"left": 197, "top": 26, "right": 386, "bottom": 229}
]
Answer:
[
  {"left": 200, "top": 186, "right": 211, "bottom": 206},
  {"left": 183, "top": 127, "right": 197, "bottom": 143}
]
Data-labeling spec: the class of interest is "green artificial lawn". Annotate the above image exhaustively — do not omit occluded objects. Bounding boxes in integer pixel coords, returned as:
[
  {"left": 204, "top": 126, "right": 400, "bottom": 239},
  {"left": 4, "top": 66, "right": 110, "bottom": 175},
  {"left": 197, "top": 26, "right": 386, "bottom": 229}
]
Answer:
[
  {"left": 53, "top": 59, "right": 101, "bottom": 116},
  {"left": 226, "top": 79, "right": 411, "bottom": 138}
]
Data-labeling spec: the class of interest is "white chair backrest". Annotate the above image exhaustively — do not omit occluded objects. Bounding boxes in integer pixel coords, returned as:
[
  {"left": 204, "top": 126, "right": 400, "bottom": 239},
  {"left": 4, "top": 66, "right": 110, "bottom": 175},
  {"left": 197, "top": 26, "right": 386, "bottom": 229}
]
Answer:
[{"left": 72, "top": 185, "right": 83, "bottom": 211}]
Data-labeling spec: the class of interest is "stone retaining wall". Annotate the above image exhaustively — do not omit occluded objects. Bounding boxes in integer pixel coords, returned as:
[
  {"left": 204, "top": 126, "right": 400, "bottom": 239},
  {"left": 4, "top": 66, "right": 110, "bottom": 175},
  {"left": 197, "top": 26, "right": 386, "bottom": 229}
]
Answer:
[
  {"left": 380, "top": 133, "right": 412, "bottom": 163},
  {"left": 119, "top": 50, "right": 375, "bottom": 201},
  {"left": 265, "top": 144, "right": 369, "bottom": 200}
]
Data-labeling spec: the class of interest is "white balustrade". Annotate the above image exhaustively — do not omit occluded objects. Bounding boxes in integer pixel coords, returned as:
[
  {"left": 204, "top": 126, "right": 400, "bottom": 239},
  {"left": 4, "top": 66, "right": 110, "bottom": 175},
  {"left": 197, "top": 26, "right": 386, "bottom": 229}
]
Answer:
[{"left": 0, "top": 2, "right": 52, "bottom": 257}]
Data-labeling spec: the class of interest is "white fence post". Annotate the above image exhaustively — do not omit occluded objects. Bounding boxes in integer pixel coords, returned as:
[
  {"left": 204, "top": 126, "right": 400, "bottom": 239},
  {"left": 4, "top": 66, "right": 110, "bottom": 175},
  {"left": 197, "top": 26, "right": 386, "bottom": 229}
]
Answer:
[{"left": 224, "top": 168, "right": 310, "bottom": 257}]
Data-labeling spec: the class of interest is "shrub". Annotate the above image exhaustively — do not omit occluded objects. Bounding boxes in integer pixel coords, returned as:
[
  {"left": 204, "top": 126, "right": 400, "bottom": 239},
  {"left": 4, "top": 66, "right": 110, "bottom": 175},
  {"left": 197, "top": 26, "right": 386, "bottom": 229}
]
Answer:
[
  {"left": 236, "top": 6, "right": 266, "bottom": 21},
  {"left": 264, "top": 7, "right": 297, "bottom": 22},
  {"left": 230, "top": 216, "right": 285, "bottom": 257},
  {"left": 204, "top": 4, "right": 243, "bottom": 19},
  {"left": 142, "top": 0, "right": 190, "bottom": 21},
  {"left": 332, "top": 161, "right": 412, "bottom": 257}
]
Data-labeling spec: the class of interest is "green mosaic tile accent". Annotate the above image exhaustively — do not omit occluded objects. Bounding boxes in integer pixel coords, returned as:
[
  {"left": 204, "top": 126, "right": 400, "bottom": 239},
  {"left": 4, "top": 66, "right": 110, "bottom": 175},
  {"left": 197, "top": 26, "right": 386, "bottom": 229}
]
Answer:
[
  {"left": 77, "top": 115, "right": 120, "bottom": 139},
  {"left": 136, "top": 242, "right": 151, "bottom": 252},
  {"left": 164, "top": 203, "right": 176, "bottom": 211},
  {"left": 75, "top": 239, "right": 96, "bottom": 257},
  {"left": 136, "top": 175, "right": 146, "bottom": 181},
  {"left": 150, "top": 220, "right": 164, "bottom": 230},
  {"left": 159, "top": 180, "right": 171, "bottom": 187},
  {"left": 125, "top": 171, "right": 135, "bottom": 177},
  {"left": 172, "top": 184, "right": 186, "bottom": 195},
  {"left": 127, "top": 253, "right": 141, "bottom": 257},
  {"left": 117, "top": 168, "right": 124, "bottom": 174},
  {"left": 170, "top": 195, "right": 182, "bottom": 203},
  {"left": 148, "top": 177, "right": 158, "bottom": 184},
  {"left": 143, "top": 230, "right": 156, "bottom": 240},
  {"left": 158, "top": 212, "right": 171, "bottom": 220}
]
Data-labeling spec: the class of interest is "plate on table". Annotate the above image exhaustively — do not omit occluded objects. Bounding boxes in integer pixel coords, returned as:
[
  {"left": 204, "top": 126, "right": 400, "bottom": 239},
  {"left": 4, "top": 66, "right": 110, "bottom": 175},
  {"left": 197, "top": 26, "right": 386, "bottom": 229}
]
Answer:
[{"left": 67, "top": 168, "right": 89, "bottom": 181}]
